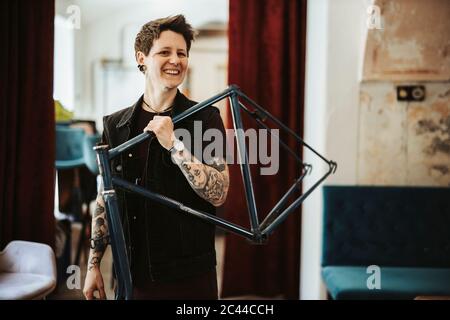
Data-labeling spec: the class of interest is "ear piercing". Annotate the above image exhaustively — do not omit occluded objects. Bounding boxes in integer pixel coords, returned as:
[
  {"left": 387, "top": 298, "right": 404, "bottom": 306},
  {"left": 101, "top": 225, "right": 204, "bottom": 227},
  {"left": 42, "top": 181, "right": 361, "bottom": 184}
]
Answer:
[{"left": 138, "top": 64, "right": 146, "bottom": 73}]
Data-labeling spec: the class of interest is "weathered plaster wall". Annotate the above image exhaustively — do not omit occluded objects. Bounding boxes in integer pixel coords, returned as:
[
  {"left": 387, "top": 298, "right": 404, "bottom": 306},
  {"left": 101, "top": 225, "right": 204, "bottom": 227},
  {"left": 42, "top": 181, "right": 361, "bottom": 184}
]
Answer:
[
  {"left": 407, "top": 86, "right": 450, "bottom": 184},
  {"left": 363, "top": 0, "right": 450, "bottom": 81},
  {"left": 358, "top": 83, "right": 450, "bottom": 185},
  {"left": 358, "top": 0, "right": 450, "bottom": 186},
  {"left": 302, "top": 0, "right": 450, "bottom": 299}
]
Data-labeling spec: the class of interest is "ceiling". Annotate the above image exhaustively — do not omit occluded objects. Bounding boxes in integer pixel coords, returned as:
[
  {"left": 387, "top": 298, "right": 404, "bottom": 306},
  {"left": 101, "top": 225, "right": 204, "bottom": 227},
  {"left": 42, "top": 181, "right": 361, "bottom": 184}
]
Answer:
[{"left": 72, "top": 0, "right": 153, "bottom": 25}]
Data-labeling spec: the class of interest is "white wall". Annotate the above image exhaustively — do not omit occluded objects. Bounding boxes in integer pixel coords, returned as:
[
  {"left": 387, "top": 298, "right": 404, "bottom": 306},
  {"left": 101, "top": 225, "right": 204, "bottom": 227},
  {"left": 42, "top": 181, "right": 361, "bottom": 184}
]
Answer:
[
  {"left": 301, "top": 0, "right": 368, "bottom": 300},
  {"left": 358, "top": 0, "right": 450, "bottom": 185},
  {"left": 55, "top": 0, "right": 73, "bottom": 16},
  {"left": 188, "top": 36, "right": 228, "bottom": 122},
  {"left": 325, "top": 0, "right": 367, "bottom": 186},
  {"left": 54, "top": 15, "right": 75, "bottom": 111},
  {"left": 300, "top": 0, "right": 328, "bottom": 300}
]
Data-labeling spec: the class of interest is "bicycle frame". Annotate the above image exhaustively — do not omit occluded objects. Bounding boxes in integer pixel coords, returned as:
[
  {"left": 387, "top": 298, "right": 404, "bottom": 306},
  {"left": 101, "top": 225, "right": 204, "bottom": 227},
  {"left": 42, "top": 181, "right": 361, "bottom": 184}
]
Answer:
[{"left": 94, "top": 85, "right": 337, "bottom": 299}]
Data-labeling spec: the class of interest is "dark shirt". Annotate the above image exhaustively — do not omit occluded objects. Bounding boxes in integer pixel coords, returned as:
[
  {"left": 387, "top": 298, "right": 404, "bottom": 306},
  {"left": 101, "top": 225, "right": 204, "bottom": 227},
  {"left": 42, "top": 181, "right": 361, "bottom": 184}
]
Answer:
[
  {"left": 101, "top": 91, "right": 227, "bottom": 290},
  {"left": 129, "top": 106, "right": 174, "bottom": 283}
]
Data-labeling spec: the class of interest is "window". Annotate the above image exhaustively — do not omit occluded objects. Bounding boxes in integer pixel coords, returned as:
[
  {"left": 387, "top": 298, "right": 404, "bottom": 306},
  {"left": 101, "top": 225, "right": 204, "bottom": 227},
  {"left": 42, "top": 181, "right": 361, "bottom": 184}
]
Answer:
[{"left": 54, "top": 15, "right": 75, "bottom": 111}]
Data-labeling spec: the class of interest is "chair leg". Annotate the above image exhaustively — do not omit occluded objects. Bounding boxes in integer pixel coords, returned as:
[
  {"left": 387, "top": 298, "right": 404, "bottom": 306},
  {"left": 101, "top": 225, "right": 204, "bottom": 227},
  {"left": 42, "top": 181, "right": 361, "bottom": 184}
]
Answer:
[
  {"left": 75, "top": 207, "right": 91, "bottom": 266},
  {"left": 74, "top": 219, "right": 85, "bottom": 266}
]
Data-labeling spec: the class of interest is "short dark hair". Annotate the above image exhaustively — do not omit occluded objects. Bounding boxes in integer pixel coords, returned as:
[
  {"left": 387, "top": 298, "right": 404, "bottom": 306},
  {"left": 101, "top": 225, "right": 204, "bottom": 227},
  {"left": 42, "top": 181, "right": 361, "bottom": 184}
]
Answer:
[{"left": 134, "top": 14, "right": 196, "bottom": 58}]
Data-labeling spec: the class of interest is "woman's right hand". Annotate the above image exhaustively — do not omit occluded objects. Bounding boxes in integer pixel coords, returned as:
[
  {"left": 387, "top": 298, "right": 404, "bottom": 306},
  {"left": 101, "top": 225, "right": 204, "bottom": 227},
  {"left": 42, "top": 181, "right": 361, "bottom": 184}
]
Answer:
[{"left": 83, "top": 267, "right": 107, "bottom": 300}]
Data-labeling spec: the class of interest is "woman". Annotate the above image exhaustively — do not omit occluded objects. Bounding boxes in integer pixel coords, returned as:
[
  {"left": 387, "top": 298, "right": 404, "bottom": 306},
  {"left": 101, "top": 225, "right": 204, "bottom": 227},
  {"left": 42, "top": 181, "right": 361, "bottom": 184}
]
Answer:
[{"left": 83, "top": 15, "right": 229, "bottom": 300}]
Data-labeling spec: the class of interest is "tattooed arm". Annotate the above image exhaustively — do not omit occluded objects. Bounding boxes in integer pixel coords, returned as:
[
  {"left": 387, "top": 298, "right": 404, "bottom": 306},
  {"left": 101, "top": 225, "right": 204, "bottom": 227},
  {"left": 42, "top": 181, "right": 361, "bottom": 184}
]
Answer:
[
  {"left": 171, "top": 148, "right": 229, "bottom": 207},
  {"left": 142, "top": 115, "right": 229, "bottom": 206},
  {"left": 83, "top": 183, "right": 109, "bottom": 300},
  {"left": 87, "top": 193, "right": 110, "bottom": 271}
]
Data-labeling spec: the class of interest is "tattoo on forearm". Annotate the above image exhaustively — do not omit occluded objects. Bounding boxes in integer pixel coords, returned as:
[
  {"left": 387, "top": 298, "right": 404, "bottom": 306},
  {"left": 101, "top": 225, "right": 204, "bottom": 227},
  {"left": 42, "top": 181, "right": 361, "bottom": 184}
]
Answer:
[
  {"left": 208, "top": 158, "right": 226, "bottom": 172},
  {"left": 90, "top": 235, "right": 109, "bottom": 253},
  {"left": 182, "top": 163, "right": 207, "bottom": 188},
  {"left": 203, "top": 170, "right": 226, "bottom": 202},
  {"left": 95, "top": 217, "right": 106, "bottom": 228},
  {"left": 174, "top": 151, "right": 229, "bottom": 206},
  {"left": 88, "top": 256, "right": 102, "bottom": 271},
  {"left": 87, "top": 198, "right": 109, "bottom": 270},
  {"left": 93, "top": 201, "right": 105, "bottom": 217},
  {"left": 88, "top": 256, "right": 101, "bottom": 271}
]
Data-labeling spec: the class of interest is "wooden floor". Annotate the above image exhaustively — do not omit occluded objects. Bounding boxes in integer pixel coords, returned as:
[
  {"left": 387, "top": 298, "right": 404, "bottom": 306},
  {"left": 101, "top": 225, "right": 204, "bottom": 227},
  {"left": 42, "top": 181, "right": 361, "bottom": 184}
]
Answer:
[
  {"left": 48, "top": 225, "right": 282, "bottom": 300},
  {"left": 48, "top": 231, "right": 227, "bottom": 300}
]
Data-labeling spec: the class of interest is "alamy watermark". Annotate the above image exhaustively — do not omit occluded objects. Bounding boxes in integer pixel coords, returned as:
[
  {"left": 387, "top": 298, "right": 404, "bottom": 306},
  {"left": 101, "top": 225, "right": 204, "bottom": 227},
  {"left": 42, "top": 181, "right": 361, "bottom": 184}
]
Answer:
[
  {"left": 66, "top": 265, "right": 81, "bottom": 290},
  {"left": 366, "top": 265, "right": 381, "bottom": 290},
  {"left": 173, "top": 121, "right": 280, "bottom": 175},
  {"left": 366, "top": 5, "right": 383, "bottom": 30},
  {"left": 66, "top": 5, "right": 81, "bottom": 30}
]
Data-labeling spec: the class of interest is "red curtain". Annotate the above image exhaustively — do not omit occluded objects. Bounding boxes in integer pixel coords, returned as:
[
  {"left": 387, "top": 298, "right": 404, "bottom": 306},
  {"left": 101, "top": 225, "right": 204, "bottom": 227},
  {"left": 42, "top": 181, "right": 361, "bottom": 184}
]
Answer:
[
  {"left": 0, "top": 0, "right": 55, "bottom": 249},
  {"left": 222, "top": 0, "right": 307, "bottom": 299}
]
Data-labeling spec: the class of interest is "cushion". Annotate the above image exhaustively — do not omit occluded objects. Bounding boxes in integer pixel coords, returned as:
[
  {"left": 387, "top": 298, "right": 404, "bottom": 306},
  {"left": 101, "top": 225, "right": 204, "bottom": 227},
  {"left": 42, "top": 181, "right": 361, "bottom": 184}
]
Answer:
[
  {"left": 322, "top": 266, "right": 450, "bottom": 300},
  {"left": 322, "top": 186, "right": 450, "bottom": 267},
  {"left": 0, "top": 273, "right": 56, "bottom": 300},
  {"left": 0, "top": 241, "right": 57, "bottom": 300}
]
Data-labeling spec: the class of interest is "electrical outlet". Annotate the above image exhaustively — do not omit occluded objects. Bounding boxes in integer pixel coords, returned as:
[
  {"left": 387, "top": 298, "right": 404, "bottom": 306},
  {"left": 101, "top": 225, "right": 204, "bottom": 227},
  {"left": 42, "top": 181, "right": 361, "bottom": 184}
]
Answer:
[{"left": 396, "top": 85, "right": 425, "bottom": 102}]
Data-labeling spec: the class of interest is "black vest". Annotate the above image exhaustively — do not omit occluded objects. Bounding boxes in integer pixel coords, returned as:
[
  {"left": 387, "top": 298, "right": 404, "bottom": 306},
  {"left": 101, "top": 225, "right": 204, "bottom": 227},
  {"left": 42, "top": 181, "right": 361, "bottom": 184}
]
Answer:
[{"left": 102, "top": 91, "right": 223, "bottom": 282}]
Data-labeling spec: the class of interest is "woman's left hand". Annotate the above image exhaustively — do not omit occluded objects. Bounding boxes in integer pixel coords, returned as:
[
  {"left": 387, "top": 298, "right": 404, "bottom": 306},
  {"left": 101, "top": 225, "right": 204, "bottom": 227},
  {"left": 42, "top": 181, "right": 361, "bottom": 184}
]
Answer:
[{"left": 143, "top": 116, "right": 175, "bottom": 150}]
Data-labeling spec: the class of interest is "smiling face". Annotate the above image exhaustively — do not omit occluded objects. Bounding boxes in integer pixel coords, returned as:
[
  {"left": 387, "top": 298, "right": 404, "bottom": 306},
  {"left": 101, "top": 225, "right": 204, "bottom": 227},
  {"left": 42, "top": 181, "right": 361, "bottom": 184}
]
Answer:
[{"left": 137, "top": 30, "right": 188, "bottom": 91}]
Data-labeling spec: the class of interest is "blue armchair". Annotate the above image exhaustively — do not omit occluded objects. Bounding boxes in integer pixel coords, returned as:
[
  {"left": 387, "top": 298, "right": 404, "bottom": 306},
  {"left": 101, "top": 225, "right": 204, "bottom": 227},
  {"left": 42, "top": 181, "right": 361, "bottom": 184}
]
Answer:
[
  {"left": 321, "top": 185, "right": 450, "bottom": 299},
  {"left": 55, "top": 125, "right": 100, "bottom": 267}
]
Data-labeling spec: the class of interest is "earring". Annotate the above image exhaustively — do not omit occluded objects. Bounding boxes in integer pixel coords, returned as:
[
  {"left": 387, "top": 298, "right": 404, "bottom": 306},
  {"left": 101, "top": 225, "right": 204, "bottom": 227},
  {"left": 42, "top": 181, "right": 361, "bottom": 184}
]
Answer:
[{"left": 138, "top": 64, "right": 146, "bottom": 73}]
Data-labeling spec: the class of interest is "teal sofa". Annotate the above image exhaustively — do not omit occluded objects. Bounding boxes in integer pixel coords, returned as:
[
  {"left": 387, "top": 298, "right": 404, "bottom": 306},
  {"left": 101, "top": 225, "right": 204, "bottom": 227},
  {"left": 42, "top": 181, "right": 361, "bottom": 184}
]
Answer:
[{"left": 321, "top": 186, "right": 450, "bottom": 299}]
